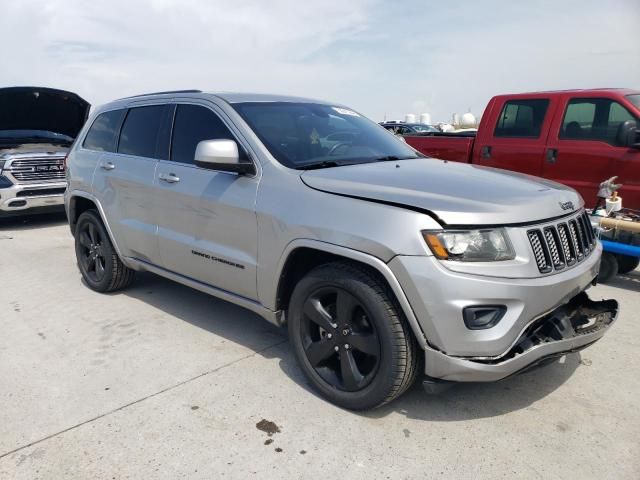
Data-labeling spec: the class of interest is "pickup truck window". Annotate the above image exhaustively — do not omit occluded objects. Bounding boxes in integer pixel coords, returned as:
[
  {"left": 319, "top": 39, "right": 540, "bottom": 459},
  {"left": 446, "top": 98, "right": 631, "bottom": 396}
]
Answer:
[
  {"left": 118, "top": 106, "right": 166, "bottom": 158},
  {"left": 560, "top": 98, "right": 636, "bottom": 146},
  {"left": 83, "top": 109, "right": 125, "bottom": 152},
  {"left": 494, "top": 99, "right": 549, "bottom": 138},
  {"left": 170, "top": 104, "right": 236, "bottom": 165}
]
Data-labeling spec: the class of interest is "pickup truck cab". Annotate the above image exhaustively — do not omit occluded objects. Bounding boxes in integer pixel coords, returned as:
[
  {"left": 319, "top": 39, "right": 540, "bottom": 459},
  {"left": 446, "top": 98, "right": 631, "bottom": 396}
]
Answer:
[
  {"left": 405, "top": 89, "right": 640, "bottom": 208},
  {"left": 65, "top": 91, "right": 618, "bottom": 410}
]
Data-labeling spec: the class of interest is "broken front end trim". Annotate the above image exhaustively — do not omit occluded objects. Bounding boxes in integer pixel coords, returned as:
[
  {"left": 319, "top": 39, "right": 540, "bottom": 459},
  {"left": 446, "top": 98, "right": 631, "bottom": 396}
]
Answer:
[{"left": 423, "top": 292, "right": 618, "bottom": 383}]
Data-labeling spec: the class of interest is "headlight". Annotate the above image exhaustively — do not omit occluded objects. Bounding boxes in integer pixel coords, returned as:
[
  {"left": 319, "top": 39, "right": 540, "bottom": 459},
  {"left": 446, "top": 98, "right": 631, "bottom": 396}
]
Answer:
[
  {"left": 422, "top": 228, "right": 515, "bottom": 262},
  {"left": 0, "top": 159, "right": 5, "bottom": 173}
]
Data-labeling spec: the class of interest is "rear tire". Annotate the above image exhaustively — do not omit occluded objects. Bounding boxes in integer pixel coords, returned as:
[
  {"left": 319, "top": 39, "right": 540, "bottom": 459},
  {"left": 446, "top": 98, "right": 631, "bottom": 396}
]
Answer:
[
  {"left": 75, "top": 210, "right": 135, "bottom": 292},
  {"left": 616, "top": 254, "right": 639, "bottom": 274},
  {"left": 597, "top": 252, "right": 619, "bottom": 283},
  {"left": 287, "top": 262, "right": 419, "bottom": 410}
]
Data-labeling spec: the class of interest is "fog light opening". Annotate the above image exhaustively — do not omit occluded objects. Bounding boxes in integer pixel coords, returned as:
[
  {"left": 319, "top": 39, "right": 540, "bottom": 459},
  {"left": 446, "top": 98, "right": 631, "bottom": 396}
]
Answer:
[{"left": 463, "top": 305, "right": 506, "bottom": 330}]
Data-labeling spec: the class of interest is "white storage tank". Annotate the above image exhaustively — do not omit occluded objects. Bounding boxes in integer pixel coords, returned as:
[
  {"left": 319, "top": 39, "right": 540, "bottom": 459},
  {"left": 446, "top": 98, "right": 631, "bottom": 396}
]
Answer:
[
  {"left": 405, "top": 113, "right": 417, "bottom": 123},
  {"left": 460, "top": 112, "right": 477, "bottom": 129},
  {"left": 419, "top": 113, "right": 431, "bottom": 125}
]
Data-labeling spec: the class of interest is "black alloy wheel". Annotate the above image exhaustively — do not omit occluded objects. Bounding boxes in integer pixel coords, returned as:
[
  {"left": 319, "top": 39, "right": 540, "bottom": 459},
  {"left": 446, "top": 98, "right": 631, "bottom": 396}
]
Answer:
[
  {"left": 300, "top": 286, "right": 381, "bottom": 392},
  {"left": 78, "top": 221, "right": 107, "bottom": 283},
  {"left": 288, "top": 262, "right": 419, "bottom": 410},
  {"left": 74, "top": 210, "right": 135, "bottom": 292}
]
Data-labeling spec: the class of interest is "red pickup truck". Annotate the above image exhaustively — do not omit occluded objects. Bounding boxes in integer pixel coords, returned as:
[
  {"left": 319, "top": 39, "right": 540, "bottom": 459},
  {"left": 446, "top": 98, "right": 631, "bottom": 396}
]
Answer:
[{"left": 405, "top": 89, "right": 640, "bottom": 208}]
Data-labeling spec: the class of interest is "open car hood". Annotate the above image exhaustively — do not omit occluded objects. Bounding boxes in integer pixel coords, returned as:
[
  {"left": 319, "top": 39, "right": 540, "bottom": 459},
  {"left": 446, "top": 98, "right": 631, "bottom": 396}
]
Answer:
[
  {"left": 300, "top": 158, "right": 584, "bottom": 226},
  {"left": 0, "top": 86, "right": 90, "bottom": 139}
]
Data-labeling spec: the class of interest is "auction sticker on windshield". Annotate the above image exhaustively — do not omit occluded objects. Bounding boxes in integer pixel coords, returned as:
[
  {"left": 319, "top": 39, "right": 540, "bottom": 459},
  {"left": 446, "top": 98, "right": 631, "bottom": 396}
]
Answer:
[{"left": 333, "top": 107, "right": 360, "bottom": 117}]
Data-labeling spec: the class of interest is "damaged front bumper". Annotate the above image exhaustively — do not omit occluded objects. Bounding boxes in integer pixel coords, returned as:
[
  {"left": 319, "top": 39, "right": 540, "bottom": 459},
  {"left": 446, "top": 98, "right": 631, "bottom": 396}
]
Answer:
[{"left": 423, "top": 292, "right": 618, "bottom": 383}]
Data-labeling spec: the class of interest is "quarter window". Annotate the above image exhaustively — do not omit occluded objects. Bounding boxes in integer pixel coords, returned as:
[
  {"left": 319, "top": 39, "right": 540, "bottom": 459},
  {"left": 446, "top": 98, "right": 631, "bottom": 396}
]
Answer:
[
  {"left": 118, "top": 105, "right": 166, "bottom": 158},
  {"left": 170, "top": 104, "right": 236, "bottom": 164},
  {"left": 494, "top": 99, "right": 549, "bottom": 138},
  {"left": 82, "top": 109, "right": 125, "bottom": 152},
  {"left": 560, "top": 98, "right": 636, "bottom": 146}
]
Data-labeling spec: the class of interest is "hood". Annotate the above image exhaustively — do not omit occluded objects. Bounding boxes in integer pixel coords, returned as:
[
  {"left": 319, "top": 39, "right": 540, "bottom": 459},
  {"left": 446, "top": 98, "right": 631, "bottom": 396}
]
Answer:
[
  {"left": 0, "top": 86, "right": 90, "bottom": 139},
  {"left": 300, "top": 158, "right": 583, "bottom": 226}
]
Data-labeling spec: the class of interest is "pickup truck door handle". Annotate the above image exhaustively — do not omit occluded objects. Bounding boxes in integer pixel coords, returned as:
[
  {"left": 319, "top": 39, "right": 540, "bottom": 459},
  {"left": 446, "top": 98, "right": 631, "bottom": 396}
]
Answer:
[
  {"left": 100, "top": 162, "right": 115, "bottom": 171},
  {"left": 546, "top": 148, "right": 558, "bottom": 164},
  {"left": 480, "top": 145, "right": 492, "bottom": 159},
  {"left": 159, "top": 172, "right": 180, "bottom": 184}
]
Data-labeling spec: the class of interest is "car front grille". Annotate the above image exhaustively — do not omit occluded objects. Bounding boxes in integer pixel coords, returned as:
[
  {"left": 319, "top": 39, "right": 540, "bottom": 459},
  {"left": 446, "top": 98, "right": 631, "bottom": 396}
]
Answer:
[
  {"left": 527, "top": 211, "right": 596, "bottom": 273},
  {"left": 16, "top": 187, "right": 66, "bottom": 197},
  {"left": 8, "top": 158, "right": 66, "bottom": 183}
]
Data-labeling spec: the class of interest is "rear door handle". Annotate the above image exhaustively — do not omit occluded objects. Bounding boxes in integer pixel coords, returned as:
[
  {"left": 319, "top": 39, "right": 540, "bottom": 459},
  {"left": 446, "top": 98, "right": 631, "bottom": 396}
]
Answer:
[
  {"left": 159, "top": 172, "right": 180, "bottom": 184},
  {"left": 546, "top": 148, "right": 558, "bottom": 164},
  {"left": 480, "top": 145, "right": 492, "bottom": 159},
  {"left": 100, "top": 162, "right": 115, "bottom": 171}
]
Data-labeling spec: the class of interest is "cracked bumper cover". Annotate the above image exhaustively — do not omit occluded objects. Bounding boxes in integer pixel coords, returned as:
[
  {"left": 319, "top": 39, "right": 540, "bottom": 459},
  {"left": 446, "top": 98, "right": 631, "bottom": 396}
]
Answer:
[{"left": 423, "top": 292, "right": 618, "bottom": 382}]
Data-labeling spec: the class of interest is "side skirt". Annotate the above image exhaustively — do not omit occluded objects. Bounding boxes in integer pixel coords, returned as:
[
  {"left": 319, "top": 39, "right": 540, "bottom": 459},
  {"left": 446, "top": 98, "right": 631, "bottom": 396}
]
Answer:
[{"left": 126, "top": 257, "right": 283, "bottom": 327}]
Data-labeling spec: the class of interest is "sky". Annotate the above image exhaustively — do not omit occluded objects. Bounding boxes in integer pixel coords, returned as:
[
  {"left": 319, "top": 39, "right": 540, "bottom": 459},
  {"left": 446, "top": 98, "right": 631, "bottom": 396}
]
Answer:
[{"left": 1, "top": 0, "right": 639, "bottom": 122}]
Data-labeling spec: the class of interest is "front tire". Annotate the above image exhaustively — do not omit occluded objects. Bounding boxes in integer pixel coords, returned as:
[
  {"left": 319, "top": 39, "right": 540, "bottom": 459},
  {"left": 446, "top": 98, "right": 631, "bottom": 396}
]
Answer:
[
  {"left": 74, "top": 210, "right": 135, "bottom": 292},
  {"left": 288, "top": 262, "right": 419, "bottom": 410},
  {"left": 597, "top": 252, "right": 619, "bottom": 283},
  {"left": 616, "top": 254, "right": 639, "bottom": 274}
]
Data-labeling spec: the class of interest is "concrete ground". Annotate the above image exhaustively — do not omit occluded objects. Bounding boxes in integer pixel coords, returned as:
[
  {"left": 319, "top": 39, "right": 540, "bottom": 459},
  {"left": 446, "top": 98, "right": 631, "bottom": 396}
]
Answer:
[{"left": 0, "top": 213, "right": 638, "bottom": 480}]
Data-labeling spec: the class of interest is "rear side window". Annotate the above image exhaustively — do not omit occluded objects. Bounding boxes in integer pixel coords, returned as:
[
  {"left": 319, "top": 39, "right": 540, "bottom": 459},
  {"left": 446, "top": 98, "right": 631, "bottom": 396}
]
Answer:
[
  {"left": 83, "top": 109, "right": 125, "bottom": 152},
  {"left": 560, "top": 98, "right": 636, "bottom": 146},
  {"left": 170, "top": 104, "right": 236, "bottom": 164},
  {"left": 118, "top": 105, "right": 166, "bottom": 158},
  {"left": 494, "top": 99, "right": 549, "bottom": 138}
]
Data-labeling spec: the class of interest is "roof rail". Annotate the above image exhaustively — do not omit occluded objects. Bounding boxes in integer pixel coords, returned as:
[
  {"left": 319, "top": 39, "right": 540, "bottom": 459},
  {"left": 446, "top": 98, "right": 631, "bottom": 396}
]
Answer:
[{"left": 117, "top": 89, "right": 202, "bottom": 100}]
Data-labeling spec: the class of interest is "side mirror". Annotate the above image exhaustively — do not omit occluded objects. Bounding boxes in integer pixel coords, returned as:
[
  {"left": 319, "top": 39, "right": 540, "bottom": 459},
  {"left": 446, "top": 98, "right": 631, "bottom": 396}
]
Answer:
[
  {"left": 194, "top": 139, "right": 255, "bottom": 175},
  {"left": 616, "top": 120, "right": 640, "bottom": 149}
]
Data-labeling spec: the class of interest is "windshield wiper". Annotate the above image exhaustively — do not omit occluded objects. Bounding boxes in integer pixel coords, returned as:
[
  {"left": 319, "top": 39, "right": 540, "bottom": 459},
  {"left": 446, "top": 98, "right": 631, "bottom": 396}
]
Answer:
[
  {"left": 374, "top": 155, "right": 419, "bottom": 162},
  {"left": 295, "top": 160, "right": 341, "bottom": 170},
  {"left": 0, "top": 136, "right": 71, "bottom": 146}
]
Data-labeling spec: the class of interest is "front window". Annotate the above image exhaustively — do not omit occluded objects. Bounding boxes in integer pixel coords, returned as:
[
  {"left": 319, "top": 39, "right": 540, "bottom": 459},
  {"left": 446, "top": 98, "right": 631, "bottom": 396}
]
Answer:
[
  {"left": 232, "top": 102, "right": 420, "bottom": 169},
  {"left": 560, "top": 98, "right": 637, "bottom": 146}
]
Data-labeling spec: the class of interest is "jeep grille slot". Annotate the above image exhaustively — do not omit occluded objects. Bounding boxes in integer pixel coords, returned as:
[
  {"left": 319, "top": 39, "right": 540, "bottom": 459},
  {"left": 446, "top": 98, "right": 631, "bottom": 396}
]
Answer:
[
  {"left": 528, "top": 230, "right": 552, "bottom": 273},
  {"left": 528, "top": 211, "right": 596, "bottom": 274},
  {"left": 7, "top": 158, "right": 66, "bottom": 183}
]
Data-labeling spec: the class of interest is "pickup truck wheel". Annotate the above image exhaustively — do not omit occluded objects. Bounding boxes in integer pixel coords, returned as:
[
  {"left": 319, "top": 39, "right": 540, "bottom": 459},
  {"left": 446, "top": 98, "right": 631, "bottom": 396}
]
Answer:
[
  {"left": 616, "top": 254, "right": 639, "bottom": 274},
  {"left": 75, "top": 210, "right": 135, "bottom": 292},
  {"left": 288, "top": 262, "right": 419, "bottom": 410},
  {"left": 597, "top": 252, "right": 619, "bottom": 283}
]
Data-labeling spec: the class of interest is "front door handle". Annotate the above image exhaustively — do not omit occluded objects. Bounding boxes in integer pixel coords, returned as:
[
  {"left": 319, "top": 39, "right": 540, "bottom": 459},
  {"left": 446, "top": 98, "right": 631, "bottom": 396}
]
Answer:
[
  {"left": 480, "top": 145, "right": 492, "bottom": 159},
  {"left": 546, "top": 148, "right": 558, "bottom": 164},
  {"left": 100, "top": 162, "right": 115, "bottom": 171},
  {"left": 159, "top": 172, "right": 180, "bottom": 184}
]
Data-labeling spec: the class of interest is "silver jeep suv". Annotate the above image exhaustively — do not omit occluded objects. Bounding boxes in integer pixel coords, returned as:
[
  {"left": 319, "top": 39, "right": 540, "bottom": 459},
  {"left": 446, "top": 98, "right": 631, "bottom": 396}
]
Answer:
[{"left": 65, "top": 90, "right": 618, "bottom": 410}]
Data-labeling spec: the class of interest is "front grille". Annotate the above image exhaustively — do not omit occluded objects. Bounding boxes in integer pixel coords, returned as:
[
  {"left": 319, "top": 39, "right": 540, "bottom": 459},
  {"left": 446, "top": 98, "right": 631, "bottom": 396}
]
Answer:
[
  {"left": 8, "top": 158, "right": 66, "bottom": 182},
  {"left": 16, "top": 187, "right": 66, "bottom": 197},
  {"left": 528, "top": 211, "right": 596, "bottom": 273}
]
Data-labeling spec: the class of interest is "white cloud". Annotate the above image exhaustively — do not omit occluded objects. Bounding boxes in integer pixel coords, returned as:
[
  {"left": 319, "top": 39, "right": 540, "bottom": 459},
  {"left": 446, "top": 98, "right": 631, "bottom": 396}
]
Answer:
[{"left": 1, "top": 0, "right": 638, "bottom": 121}]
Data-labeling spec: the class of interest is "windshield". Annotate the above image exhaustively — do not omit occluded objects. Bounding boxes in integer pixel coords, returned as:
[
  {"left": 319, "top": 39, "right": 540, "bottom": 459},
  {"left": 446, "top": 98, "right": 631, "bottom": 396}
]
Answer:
[
  {"left": 626, "top": 94, "right": 640, "bottom": 110},
  {"left": 411, "top": 124, "right": 437, "bottom": 133},
  {"left": 233, "top": 102, "right": 421, "bottom": 169},
  {"left": 0, "top": 129, "right": 74, "bottom": 145}
]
